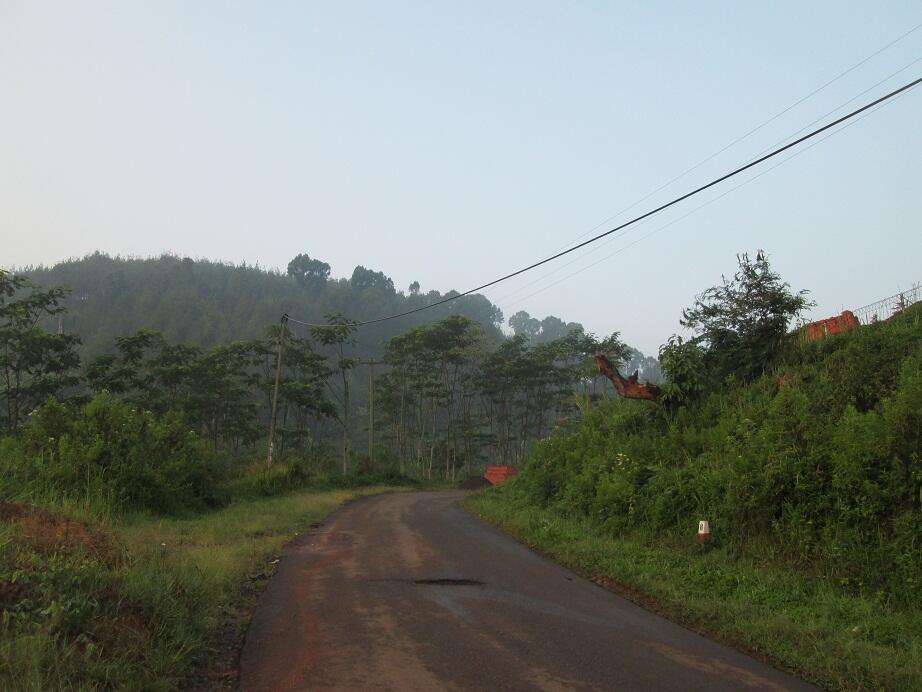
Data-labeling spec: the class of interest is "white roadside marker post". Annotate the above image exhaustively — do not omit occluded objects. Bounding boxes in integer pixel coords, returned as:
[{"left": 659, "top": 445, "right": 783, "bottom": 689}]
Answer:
[{"left": 697, "top": 520, "right": 710, "bottom": 544}]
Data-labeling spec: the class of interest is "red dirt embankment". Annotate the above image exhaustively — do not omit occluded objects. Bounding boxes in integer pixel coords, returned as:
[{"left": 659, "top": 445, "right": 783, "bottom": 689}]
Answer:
[{"left": 0, "top": 502, "right": 116, "bottom": 564}]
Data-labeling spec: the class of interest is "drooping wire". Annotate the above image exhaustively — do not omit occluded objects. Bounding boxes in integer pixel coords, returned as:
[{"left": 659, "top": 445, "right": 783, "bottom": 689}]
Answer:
[
  {"left": 287, "top": 75, "right": 922, "bottom": 329},
  {"left": 539, "top": 21, "right": 922, "bottom": 258},
  {"left": 492, "top": 54, "right": 922, "bottom": 306},
  {"left": 498, "top": 88, "right": 913, "bottom": 313}
]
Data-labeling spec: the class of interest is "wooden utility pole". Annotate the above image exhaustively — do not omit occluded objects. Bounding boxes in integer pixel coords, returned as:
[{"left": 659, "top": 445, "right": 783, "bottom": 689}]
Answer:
[{"left": 266, "top": 314, "right": 288, "bottom": 468}]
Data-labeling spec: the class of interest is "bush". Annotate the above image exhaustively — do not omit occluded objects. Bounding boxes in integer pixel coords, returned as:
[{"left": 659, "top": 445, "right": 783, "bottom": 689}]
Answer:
[
  {"left": 513, "top": 306, "right": 922, "bottom": 602},
  {"left": 658, "top": 335, "right": 705, "bottom": 406},
  {"left": 218, "top": 458, "right": 421, "bottom": 500},
  {"left": 0, "top": 394, "right": 220, "bottom": 514}
]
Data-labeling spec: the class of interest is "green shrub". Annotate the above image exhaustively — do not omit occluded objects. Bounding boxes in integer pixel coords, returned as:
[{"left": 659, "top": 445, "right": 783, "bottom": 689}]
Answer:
[
  {"left": 0, "top": 394, "right": 219, "bottom": 514},
  {"left": 218, "top": 458, "right": 421, "bottom": 501},
  {"left": 513, "top": 307, "right": 922, "bottom": 603},
  {"left": 658, "top": 335, "right": 705, "bottom": 406}
]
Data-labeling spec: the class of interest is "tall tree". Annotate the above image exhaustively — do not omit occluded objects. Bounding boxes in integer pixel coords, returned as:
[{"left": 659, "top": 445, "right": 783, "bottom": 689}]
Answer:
[
  {"left": 287, "top": 253, "right": 331, "bottom": 291},
  {"left": 509, "top": 311, "right": 584, "bottom": 344},
  {"left": 311, "top": 313, "right": 358, "bottom": 474},
  {"left": 0, "top": 270, "right": 80, "bottom": 432},
  {"left": 270, "top": 326, "right": 336, "bottom": 460},
  {"left": 380, "top": 315, "right": 485, "bottom": 478},
  {"left": 350, "top": 266, "right": 395, "bottom": 294},
  {"left": 86, "top": 329, "right": 263, "bottom": 449},
  {"left": 680, "top": 251, "right": 813, "bottom": 380},
  {"left": 509, "top": 311, "right": 541, "bottom": 339}
]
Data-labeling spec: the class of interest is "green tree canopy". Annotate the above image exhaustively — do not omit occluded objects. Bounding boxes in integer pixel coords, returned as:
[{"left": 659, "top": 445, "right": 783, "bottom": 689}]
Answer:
[
  {"left": 509, "top": 310, "right": 541, "bottom": 339},
  {"left": 287, "top": 253, "right": 331, "bottom": 291},
  {"left": 508, "top": 310, "right": 584, "bottom": 344},
  {"left": 680, "top": 251, "right": 813, "bottom": 381},
  {"left": 0, "top": 270, "right": 81, "bottom": 432},
  {"left": 350, "top": 266, "right": 395, "bottom": 294}
]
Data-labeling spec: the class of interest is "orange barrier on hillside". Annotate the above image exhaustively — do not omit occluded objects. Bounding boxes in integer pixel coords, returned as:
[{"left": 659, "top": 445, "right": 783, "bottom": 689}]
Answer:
[
  {"left": 484, "top": 465, "right": 519, "bottom": 485},
  {"left": 801, "top": 310, "right": 860, "bottom": 342}
]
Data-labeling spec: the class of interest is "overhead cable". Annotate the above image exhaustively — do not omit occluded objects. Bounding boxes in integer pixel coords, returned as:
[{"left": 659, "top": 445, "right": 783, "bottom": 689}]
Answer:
[
  {"left": 287, "top": 75, "right": 922, "bottom": 329},
  {"left": 493, "top": 55, "right": 922, "bottom": 305},
  {"left": 541, "top": 21, "right": 922, "bottom": 257},
  {"left": 500, "top": 89, "right": 911, "bottom": 312}
]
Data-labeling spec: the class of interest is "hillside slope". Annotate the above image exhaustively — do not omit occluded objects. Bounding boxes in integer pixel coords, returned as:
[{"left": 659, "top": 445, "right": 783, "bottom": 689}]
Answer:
[
  {"left": 468, "top": 304, "right": 922, "bottom": 689},
  {"left": 22, "top": 253, "right": 506, "bottom": 359},
  {"left": 512, "top": 302, "right": 922, "bottom": 602}
]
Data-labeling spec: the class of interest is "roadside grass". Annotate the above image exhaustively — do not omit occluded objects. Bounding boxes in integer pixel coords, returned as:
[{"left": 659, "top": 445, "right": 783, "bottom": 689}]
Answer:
[
  {"left": 464, "top": 485, "right": 922, "bottom": 692},
  {"left": 1, "top": 486, "right": 399, "bottom": 691}
]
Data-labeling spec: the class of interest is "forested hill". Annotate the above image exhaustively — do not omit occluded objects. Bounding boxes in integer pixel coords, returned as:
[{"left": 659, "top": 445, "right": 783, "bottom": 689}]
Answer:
[
  {"left": 20, "top": 252, "right": 661, "bottom": 374},
  {"left": 22, "top": 252, "right": 508, "bottom": 359}
]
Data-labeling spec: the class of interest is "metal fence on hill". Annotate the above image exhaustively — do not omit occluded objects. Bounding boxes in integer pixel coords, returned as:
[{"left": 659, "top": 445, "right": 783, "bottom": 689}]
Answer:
[{"left": 851, "top": 284, "right": 922, "bottom": 325}]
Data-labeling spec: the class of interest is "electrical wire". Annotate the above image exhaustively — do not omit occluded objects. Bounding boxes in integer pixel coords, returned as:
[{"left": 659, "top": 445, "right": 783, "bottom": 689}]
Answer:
[
  {"left": 499, "top": 89, "right": 911, "bottom": 313},
  {"left": 287, "top": 75, "right": 922, "bottom": 329},
  {"left": 492, "top": 54, "right": 922, "bottom": 306},
  {"left": 745, "top": 56, "right": 922, "bottom": 162},
  {"left": 540, "top": 21, "right": 922, "bottom": 257}
]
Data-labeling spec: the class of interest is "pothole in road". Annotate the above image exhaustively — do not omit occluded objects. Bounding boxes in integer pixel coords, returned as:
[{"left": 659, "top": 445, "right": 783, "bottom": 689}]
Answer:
[{"left": 414, "top": 578, "right": 485, "bottom": 586}]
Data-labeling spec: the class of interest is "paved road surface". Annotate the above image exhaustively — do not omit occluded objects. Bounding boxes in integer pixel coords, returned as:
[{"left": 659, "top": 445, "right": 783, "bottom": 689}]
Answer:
[{"left": 238, "top": 491, "right": 813, "bottom": 691}]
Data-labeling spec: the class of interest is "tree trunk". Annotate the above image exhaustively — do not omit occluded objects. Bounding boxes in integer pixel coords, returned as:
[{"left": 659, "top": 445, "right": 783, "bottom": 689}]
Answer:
[
  {"left": 398, "top": 382, "right": 407, "bottom": 475},
  {"left": 595, "top": 354, "right": 660, "bottom": 402},
  {"left": 342, "top": 374, "right": 349, "bottom": 475}
]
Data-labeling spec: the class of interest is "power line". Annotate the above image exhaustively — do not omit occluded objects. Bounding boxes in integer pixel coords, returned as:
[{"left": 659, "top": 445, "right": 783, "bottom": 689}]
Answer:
[
  {"left": 745, "top": 55, "right": 922, "bottom": 163},
  {"left": 287, "top": 75, "right": 922, "bottom": 329},
  {"left": 499, "top": 89, "right": 910, "bottom": 312},
  {"left": 540, "top": 21, "right": 922, "bottom": 257},
  {"left": 492, "top": 54, "right": 922, "bottom": 306}
]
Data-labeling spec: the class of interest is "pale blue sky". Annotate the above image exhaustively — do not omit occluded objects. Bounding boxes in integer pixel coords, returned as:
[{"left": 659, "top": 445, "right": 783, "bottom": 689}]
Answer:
[{"left": 2, "top": 1, "right": 920, "bottom": 353}]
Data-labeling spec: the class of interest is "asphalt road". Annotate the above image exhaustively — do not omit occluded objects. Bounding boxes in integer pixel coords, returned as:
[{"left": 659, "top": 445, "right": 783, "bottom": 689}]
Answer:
[{"left": 238, "top": 491, "right": 814, "bottom": 691}]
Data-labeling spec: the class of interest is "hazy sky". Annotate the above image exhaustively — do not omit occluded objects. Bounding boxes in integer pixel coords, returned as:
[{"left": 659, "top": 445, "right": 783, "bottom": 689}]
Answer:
[{"left": 2, "top": 1, "right": 920, "bottom": 353}]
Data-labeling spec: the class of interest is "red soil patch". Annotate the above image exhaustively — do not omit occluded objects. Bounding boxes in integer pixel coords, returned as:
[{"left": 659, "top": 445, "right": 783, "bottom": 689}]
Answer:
[{"left": 0, "top": 502, "right": 118, "bottom": 565}]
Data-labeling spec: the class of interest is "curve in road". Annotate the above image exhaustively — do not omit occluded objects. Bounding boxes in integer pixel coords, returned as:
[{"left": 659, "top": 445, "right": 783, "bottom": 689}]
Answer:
[{"left": 239, "top": 491, "right": 813, "bottom": 691}]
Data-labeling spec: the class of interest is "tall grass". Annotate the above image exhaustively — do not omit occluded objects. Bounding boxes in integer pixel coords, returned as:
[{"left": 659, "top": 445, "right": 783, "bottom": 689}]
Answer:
[
  {"left": 463, "top": 304, "right": 922, "bottom": 689},
  {"left": 515, "top": 304, "right": 922, "bottom": 603},
  {"left": 1, "top": 486, "right": 399, "bottom": 690},
  {"left": 466, "top": 487, "right": 922, "bottom": 691}
]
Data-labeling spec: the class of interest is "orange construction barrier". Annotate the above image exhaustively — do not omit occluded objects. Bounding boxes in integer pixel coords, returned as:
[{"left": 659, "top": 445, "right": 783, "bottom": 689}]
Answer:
[{"left": 484, "top": 465, "right": 519, "bottom": 485}]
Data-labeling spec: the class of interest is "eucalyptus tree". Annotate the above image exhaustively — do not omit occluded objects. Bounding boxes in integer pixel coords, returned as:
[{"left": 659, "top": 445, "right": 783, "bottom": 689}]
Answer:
[
  {"left": 287, "top": 253, "right": 331, "bottom": 292},
  {"left": 478, "top": 335, "right": 530, "bottom": 465},
  {"left": 184, "top": 341, "right": 262, "bottom": 450},
  {"left": 311, "top": 313, "right": 358, "bottom": 474},
  {"left": 0, "top": 270, "right": 81, "bottom": 432},
  {"left": 379, "top": 315, "right": 485, "bottom": 478},
  {"left": 269, "top": 325, "right": 336, "bottom": 462},
  {"left": 478, "top": 327, "right": 628, "bottom": 465},
  {"left": 85, "top": 329, "right": 168, "bottom": 402},
  {"left": 86, "top": 329, "right": 259, "bottom": 449}
]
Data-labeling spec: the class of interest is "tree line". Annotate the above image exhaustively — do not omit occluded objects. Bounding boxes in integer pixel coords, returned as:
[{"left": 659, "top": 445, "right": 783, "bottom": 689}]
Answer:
[
  {"left": 20, "top": 252, "right": 505, "bottom": 361},
  {"left": 375, "top": 316, "right": 627, "bottom": 478},
  {"left": 2, "top": 262, "right": 657, "bottom": 479}
]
